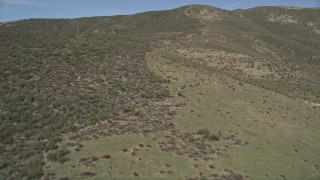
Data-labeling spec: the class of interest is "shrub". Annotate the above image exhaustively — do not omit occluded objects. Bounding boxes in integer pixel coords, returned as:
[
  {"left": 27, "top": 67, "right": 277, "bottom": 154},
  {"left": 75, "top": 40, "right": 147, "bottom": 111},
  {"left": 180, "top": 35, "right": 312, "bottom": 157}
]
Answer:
[
  {"left": 196, "top": 128, "right": 210, "bottom": 136},
  {"left": 81, "top": 171, "right": 96, "bottom": 177},
  {"left": 21, "top": 159, "right": 43, "bottom": 179},
  {"left": 195, "top": 142, "right": 206, "bottom": 149},
  {"left": 47, "top": 149, "right": 70, "bottom": 163},
  {"left": 188, "top": 136, "right": 196, "bottom": 143},
  {"left": 207, "top": 133, "right": 220, "bottom": 141},
  {"left": 0, "top": 161, "right": 7, "bottom": 169},
  {"left": 196, "top": 128, "right": 220, "bottom": 141},
  {"left": 156, "top": 89, "right": 170, "bottom": 98},
  {"left": 45, "top": 140, "right": 58, "bottom": 152}
]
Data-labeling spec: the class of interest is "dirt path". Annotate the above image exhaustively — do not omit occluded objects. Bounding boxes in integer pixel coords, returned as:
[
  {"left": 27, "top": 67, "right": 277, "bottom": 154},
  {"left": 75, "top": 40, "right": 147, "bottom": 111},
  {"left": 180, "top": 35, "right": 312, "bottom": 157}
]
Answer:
[{"left": 305, "top": 101, "right": 320, "bottom": 107}]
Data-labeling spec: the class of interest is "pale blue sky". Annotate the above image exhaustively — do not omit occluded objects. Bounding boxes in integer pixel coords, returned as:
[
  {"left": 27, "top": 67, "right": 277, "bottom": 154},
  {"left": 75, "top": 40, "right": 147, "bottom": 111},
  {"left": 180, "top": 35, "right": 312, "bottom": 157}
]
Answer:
[{"left": 0, "top": 0, "right": 319, "bottom": 22}]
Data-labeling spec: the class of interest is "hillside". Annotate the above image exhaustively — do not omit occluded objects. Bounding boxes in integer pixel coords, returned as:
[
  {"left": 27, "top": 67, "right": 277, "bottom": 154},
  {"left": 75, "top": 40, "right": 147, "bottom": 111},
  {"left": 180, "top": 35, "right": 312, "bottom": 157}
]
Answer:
[{"left": 0, "top": 5, "right": 320, "bottom": 180}]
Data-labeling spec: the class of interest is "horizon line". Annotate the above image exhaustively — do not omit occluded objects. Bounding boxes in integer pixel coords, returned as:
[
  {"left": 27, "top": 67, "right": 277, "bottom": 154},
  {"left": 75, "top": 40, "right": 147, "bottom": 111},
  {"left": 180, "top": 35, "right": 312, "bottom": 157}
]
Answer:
[{"left": 1, "top": 4, "right": 319, "bottom": 23}]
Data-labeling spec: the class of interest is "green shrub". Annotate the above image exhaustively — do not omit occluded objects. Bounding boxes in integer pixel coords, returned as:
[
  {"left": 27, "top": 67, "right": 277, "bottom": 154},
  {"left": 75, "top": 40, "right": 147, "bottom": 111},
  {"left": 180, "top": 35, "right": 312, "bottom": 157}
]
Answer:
[
  {"left": 188, "top": 136, "right": 197, "bottom": 143},
  {"left": 156, "top": 89, "right": 170, "bottom": 98},
  {"left": 0, "top": 161, "right": 7, "bottom": 169},
  {"left": 45, "top": 141, "right": 58, "bottom": 152},
  {"left": 196, "top": 128, "right": 210, "bottom": 136},
  {"left": 21, "top": 159, "right": 43, "bottom": 179},
  {"left": 195, "top": 142, "right": 206, "bottom": 149},
  {"left": 47, "top": 149, "right": 70, "bottom": 163},
  {"left": 196, "top": 128, "right": 220, "bottom": 141},
  {"left": 206, "top": 133, "right": 220, "bottom": 141}
]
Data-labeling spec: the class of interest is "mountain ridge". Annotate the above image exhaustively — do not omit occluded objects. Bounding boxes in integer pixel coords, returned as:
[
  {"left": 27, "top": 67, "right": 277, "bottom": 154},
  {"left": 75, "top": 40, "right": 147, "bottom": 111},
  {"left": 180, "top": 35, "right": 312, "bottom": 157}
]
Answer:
[{"left": 1, "top": 4, "right": 319, "bottom": 24}]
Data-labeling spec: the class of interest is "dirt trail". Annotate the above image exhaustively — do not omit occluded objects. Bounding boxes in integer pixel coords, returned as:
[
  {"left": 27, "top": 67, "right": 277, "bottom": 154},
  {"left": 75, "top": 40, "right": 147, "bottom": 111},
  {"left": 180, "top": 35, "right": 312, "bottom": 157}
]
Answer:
[{"left": 305, "top": 101, "right": 320, "bottom": 107}]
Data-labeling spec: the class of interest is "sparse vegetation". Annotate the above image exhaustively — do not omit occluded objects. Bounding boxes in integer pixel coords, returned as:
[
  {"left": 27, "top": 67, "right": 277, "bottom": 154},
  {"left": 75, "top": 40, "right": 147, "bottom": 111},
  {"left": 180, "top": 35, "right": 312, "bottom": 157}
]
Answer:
[{"left": 0, "top": 4, "right": 319, "bottom": 180}]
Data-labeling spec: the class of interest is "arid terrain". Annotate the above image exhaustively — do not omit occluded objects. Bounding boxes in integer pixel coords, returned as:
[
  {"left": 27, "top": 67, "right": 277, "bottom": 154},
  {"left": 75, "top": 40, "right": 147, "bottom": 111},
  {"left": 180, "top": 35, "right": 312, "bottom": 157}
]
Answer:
[{"left": 0, "top": 5, "right": 320, "bottom": 180}]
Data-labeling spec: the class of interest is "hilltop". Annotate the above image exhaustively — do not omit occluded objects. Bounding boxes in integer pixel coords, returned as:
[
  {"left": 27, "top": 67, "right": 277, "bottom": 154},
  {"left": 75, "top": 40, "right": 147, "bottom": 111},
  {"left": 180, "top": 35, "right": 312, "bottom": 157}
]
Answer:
[{"left": 0, "top": 5, "right": 320, "bottom": 179}]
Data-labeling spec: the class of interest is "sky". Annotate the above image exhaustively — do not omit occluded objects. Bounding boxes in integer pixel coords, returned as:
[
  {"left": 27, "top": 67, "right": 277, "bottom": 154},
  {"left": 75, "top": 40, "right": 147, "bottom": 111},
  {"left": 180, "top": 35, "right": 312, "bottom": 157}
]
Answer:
[{"left": 0, "top": 0, "right": 319, "bottom": 22}]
